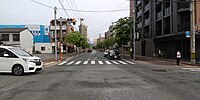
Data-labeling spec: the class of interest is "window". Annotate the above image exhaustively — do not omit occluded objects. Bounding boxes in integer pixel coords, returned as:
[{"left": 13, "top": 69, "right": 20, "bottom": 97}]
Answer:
[
  {"left": 41, "top": 47, "right": 45, "bottom": 51},
  {"left": 0, "top": 48, "right": 18, "bottom": 58},
  {"left": 2, "top": 34, "right": 9, "bottom": 41},
  {"left": 13, "top": 34, "right": 20, "bottom": 41}
]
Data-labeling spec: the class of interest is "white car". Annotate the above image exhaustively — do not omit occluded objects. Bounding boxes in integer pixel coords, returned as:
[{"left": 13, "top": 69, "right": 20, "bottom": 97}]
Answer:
[{"left": 0, "top": 46, "right": 43, "bottom": 75}]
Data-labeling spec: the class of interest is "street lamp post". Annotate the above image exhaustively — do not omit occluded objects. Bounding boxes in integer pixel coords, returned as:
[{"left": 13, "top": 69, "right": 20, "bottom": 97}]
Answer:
[{"left": 54, "top": 6, "right": 58, "bottom": 61}]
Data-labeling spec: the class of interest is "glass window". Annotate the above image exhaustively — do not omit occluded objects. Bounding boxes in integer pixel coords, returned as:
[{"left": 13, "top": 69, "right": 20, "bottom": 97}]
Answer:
[
  {"left": 13, "top": 34, "right": 20, "bottom": 41},
  {"left": 2, "top": 34, "right": 9, "bottom": 41},
  {"left": 9, "top": 48, "right": 32, "bottom": 57},
  {"left": 0, "top": 48, "right": 18, "bottom": 58},
  {"left": 41, "top": 47, "right": 45, "bottom": 51}
]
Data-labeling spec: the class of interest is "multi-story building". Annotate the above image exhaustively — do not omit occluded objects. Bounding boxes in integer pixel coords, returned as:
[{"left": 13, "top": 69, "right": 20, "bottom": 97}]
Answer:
[
  {"left": 0, "top": 25, "right": 52, "bottom": 53},
  {"left": 79, "top": 19, "right": 88, "bottom": 40},
  {"left": 50, "top": 17, "right": 75, "bottom": 53},
  {"left": 134, "top": 0, "right": 200, "bottom": 59}
]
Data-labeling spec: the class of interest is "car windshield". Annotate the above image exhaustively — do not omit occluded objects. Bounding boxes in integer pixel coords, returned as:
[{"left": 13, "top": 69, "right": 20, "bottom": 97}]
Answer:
[{"left": 9, "top": 48, "right": 32, "bottom": 57}]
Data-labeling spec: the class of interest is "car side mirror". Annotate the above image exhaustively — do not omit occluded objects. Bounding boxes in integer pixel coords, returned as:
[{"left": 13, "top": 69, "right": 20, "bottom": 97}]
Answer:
[{"left": 3, "top": 54, "right": 9, "bottom": 57}]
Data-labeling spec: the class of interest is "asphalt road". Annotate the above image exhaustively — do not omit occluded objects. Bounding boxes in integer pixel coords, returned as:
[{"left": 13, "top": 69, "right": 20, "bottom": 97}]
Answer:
[{"left": 0, "top": 50, "right": 200, "bottom": 100}]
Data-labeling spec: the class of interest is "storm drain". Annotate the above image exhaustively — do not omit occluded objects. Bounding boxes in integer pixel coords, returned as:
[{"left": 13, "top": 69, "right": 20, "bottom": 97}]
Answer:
[{"left": 152, "top": 69, "right": 167, "bottom": 72}]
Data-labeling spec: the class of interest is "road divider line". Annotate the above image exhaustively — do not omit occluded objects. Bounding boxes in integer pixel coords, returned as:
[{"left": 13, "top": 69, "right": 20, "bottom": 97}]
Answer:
[
  {"left": 91, "top": 61, "right": 95, "bottom": 64},
  {"left": 111, "top": 61, "right": 119, "bottom": 64},
  {"left": 58, "top": 61, "right": 67, "bottom": 66},
  {"left": 83, "top": 61, "right": 88, "bottom": 64},
  {"left": 125, "top": 60, "right": 135, "bottom": 64}
]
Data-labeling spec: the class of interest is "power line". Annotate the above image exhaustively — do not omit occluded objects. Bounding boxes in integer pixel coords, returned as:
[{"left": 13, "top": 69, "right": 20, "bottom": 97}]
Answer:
[
  {"left": 64, "top": 0, "right": 79, "bottom": 18},
  {"left": 30, "top": 0, "right": 53, "bottom": 9},
  {"left": 70, "top": 0, "right": 82, "bottom": 18},
  {"left": 59, "top": 0, "right": 70, "bottom": 17}
]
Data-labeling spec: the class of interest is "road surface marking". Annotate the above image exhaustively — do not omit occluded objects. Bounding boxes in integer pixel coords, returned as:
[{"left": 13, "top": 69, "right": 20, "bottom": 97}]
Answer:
[
  {"left": 91, "top": 61, "right": 95, "bottom": 64},
  {"left": 98, "top": 61, "right": 103, "bottom": 64},
  {"left": 111, "top": 61, "right": 119, "bottom": 64},
  {"left": 105, "top": 61, "right": 112, "bottom": 64},
  {"left": 66, "top": 61, "right": 75, "bottom": 65},
  {"left": 118, "top": 61, "right": 127, "bottom": 64},
  {"left": 83, "top": 61, "right": 88, "bottom": 64},
  {"left": 75, "top": 61, "right": 82, "bottom": 65},
  {"left": 58, "top": 61, "right": 67, "bottom": 65},
  {"left": 182, "top": 68, "right": 200, "bottom": 71},
  {"left": 125, "top": 60, "right": 135, "bottom": 64}
]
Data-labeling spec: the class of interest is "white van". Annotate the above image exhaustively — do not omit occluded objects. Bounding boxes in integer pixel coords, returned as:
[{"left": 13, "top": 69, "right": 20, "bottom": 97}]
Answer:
[{"left": 0, "top": 46, "right": 43, "bottom": 75}]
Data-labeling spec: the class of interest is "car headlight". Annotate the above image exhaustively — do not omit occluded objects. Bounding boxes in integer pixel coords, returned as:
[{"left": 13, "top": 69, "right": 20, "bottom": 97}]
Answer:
[{"left": 22, "top": 58, "right": 35, "bottom": 63}]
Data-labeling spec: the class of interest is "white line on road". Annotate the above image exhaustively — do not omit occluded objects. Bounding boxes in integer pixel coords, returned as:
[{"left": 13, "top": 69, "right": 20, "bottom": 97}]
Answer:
[
  {"left": 118, "top": 61, "right": 127, "bottom": 64},
  {"left": 66, "top": 61, "right": 75, "bottom": 65},
  {"left": 58, "top": 61, "right": 67, "bottom": 65},
  {"left": 91, "top": 61, "right": 95, "bottom": 64},
  {"left": 83, "top": 61, "right": 88, "bottom": 64},
  {"left": 75, "top": 61, "right": 82, "bottom": 65},
  {"left": 105, "top": 61, "right": 112, "bottom": 64},
  {"left": 125, "top": 60, "right": 135, "bottom": 64},
  {"left": 111, "top": 61, "right": 119, "bottom": 64},
  {"left": 98, "top": 61, "right": 103, "bottom": 64}
]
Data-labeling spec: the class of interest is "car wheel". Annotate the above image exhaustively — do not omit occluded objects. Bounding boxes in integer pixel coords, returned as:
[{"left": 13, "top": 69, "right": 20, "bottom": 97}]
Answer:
[{"left": 12, "top": 65, "right": 24, "bottom": 76}]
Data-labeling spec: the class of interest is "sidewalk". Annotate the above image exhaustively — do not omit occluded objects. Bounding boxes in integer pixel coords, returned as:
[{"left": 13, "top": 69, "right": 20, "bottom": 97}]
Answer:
[
  {"left": 123, "top": 55, "right": 200, "bottom": 67},
  {"left": 34, "top": 52, "right": 76, "bottom": 67}
]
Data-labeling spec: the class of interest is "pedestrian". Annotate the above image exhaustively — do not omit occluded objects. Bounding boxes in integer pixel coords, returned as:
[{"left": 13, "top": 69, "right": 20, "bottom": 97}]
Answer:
[
  {"left": 176, "top": 51, "right": 181, "bottom": 65},
  {"left": 158, "top": 49, "right": 162, "bottom": 59}
]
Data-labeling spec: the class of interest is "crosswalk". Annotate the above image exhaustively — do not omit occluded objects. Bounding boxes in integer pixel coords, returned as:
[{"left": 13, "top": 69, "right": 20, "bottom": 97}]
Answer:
[{"left": 58, "top": 60, "right": 135, "bottom": 66}]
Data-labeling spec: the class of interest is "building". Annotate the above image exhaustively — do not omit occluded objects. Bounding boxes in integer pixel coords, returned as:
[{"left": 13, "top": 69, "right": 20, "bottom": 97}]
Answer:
[
  {"left": 0, "top": 28, "right": 33, "bottom": 54},
  {"left": 134, "top": 0, "right": 200, "bottom": 59},
  {"left": 79, "top": 19, "right": 88, "bottom": 40},
  {"left": 0, "top": 25, "right": 52, "bottom": 53},
  {"left": 50, "top": 17, "right": 76, "bottom": 53}
]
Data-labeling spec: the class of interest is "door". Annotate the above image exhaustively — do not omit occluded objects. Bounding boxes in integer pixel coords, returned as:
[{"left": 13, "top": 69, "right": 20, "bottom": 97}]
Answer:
[{"left": 0, "top": 48, "right": 17, "bottom": 71}]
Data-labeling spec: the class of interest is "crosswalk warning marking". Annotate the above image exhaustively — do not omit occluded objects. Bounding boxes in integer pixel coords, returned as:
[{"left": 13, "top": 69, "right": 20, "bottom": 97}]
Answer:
[
  {"left": 91, "top": 61, "right": 95, "bottom": 64},
  {"left": 118, "top": 61, "right": 127, "bottom": 64},
  {"left": 83, "top": 61, "right": 88, "bottom": 64},
  {"left": 111, "top": 61, "right": 119, "bottom": 64},
  {"left": 67, "top": 61, "right": 75, "bottom": 65},
  {"left": 98, "top": 61, "right": 103, "bottom": 64},
  {"left": 105, "top": 61, "right": 112, "bottom": 64},
  {"left": 125, "top": 61, "right": 135, "bottom": 64},
  {"left": 58, "top": 61, "right": 67, "bottom": 65},
  {"left": 75, "top": 61, "right": 82, "bottom": 65}
]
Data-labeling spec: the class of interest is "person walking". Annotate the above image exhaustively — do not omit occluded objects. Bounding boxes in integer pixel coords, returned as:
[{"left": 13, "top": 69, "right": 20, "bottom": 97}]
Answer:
[{"left": 176, "top": 51, "right": 181, "bottom": 65}]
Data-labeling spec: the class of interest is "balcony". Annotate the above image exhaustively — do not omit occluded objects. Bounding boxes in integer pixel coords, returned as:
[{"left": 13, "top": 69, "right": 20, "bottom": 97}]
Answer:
[
  {"left": 144, "top": 18, "right": 150, "bottom": 26},
  {"left": 144, "top": 3, "right": 150, "bottom": 13},
  {"left": 137, "top": 0, "right": 141, "bottom": 6},
  {"left": 137, "top": 10, "right": 142, "bottom": 18},
  {"left": 177, "top": 2, "right": 190, "bottom": 12},
  {"left": 50, "top": 26, "right": 67, "bottom": 31},
  {"left": 156, "top": 11, "right": 162, "bottom": 20},
  {"left": 164, "top": 7, "right": 170, "bottom": 17},
  {"left": 178, "top": 23, "right": 190, "bottom": 32},
  {"left": 137, "top": 22, "right": 142, "bottom": 29}
]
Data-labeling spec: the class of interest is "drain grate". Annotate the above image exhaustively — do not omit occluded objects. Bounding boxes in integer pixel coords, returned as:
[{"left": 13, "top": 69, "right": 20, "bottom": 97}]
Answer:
[{"left": 152, "top": 69, "right": 167, "bottom": 72}]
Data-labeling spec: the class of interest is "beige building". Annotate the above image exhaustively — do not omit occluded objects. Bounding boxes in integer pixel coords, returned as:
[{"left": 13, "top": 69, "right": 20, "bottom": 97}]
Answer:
[{"left": 79, "top": 19, "right": 88, "bottom": 40}]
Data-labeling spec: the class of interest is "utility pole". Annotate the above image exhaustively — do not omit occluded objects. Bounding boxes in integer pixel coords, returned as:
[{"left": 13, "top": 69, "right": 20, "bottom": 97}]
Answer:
[
  {"left": 54, "top": 6, "right": 58, "bottom": 61},
  {"left": 130, "top": 0, "right": 135, "bottom": 60},
  {"left": 190, "top": 1, "right": 196, "bottom": 64},
  {"left": 59, "top": 17, "right": 63, "bottom": 61}
]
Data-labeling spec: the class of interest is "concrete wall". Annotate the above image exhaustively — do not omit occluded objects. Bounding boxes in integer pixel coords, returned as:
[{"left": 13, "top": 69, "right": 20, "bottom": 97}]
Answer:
[
  {"left": 20, "top": 29, "right": 33, "bottom": 54},
  {"left": 145, "top": 39, "right": 155, "bottom": 57},
  {"left": 35, "top": 43, "right": 52, "bottom": 53}
]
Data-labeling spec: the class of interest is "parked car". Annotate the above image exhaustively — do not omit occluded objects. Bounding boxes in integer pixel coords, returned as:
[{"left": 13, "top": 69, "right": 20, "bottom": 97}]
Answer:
[
  {"left": 104, "top": 50, "right": 109, "bottom": 57},
  {"left": 0, "top": 46, "right": 43, "bottom": 76},
  {"left": 88, "top": 49, "right": 92, "bottom": 53},
  {"left": 107, "top": 50, "right": 121, "bottom": 60}
]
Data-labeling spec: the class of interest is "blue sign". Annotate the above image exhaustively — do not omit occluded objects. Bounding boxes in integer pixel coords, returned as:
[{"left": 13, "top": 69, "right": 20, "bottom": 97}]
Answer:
[{"left": 185, "top": 31, "right": 190, "bottom": 38}]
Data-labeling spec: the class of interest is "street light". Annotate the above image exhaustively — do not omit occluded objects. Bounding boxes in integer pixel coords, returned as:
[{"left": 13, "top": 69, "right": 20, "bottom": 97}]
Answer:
[{"left": 54, "top": 6, "right": 58, "bottom": 61}]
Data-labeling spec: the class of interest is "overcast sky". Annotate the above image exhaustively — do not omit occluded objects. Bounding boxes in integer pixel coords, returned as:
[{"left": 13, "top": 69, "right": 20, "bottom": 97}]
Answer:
[{"left": 0, "top": 0, "right": 129, "bottom": 43}]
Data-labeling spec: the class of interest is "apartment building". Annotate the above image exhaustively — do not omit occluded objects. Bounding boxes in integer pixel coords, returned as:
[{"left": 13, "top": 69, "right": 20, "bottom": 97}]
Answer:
[{"left": 134, "top": 0, "right": 200, "bottom": 59}]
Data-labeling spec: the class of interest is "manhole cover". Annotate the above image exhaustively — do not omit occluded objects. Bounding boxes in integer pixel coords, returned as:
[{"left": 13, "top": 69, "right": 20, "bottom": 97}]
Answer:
[{"left": 152, "top": 69, "right": 167, "bottom": 72}]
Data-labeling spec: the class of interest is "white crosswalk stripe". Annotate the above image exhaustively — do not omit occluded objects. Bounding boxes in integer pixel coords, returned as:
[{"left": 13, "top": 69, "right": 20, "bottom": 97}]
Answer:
[
  {"left": 75, "top": 61, "right": 82, "bottom": 65},
  {"left": 83, "top": 61, "right": 88, "bottom": 64},
  {"left": 91, "top": 61, "right": 95, "bottom": 64},
  {"left": 105, "top": 61, "right": 112, "bottom": 64},
  {"left": 111, "top": 61, "right": 119, "bottom": 64},
  {"left": 118, "top": 61, "right": 127, "bottom": 64},
  {"left": 58, "top": 61, "right": 67, "bottom": 65},
  {"left": 125, "top": 60, "right": 135, "bottom": 64},
  {"left": 98, "top": 61, "right": 103, "bottom": 64},
  {"left": 66, "top": 61, "right": 75, "bottom": 65}
]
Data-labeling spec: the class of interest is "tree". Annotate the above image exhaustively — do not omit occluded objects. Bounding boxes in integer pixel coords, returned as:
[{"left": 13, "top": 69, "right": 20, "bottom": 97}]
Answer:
[
  {"left": 103, "top": 37, "right": 115, "bottom": 49},
  {"left": 64, "top": 31, "right": 89, "bottom": 53}
]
